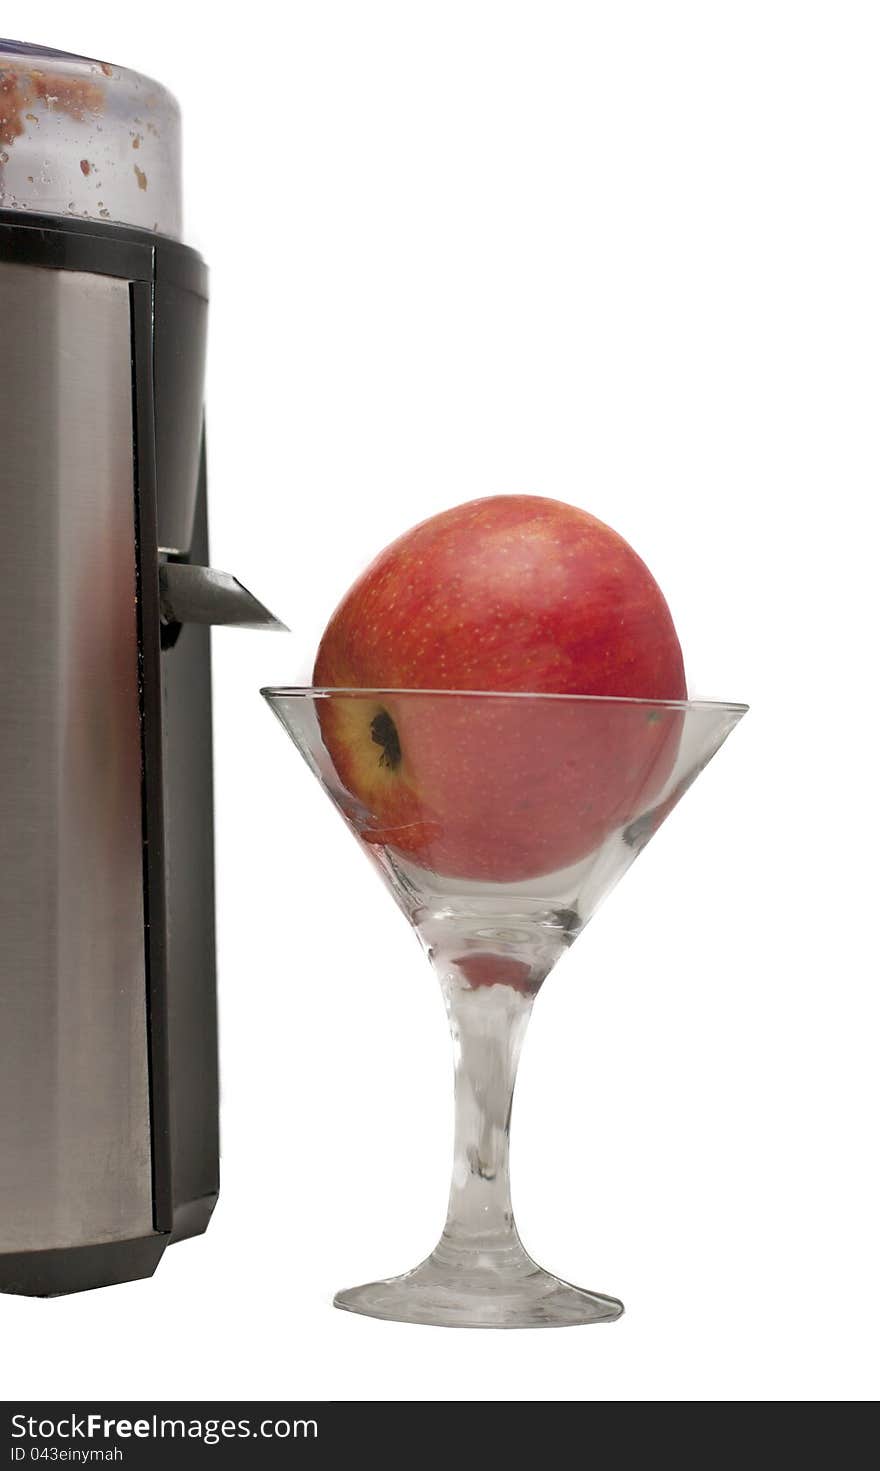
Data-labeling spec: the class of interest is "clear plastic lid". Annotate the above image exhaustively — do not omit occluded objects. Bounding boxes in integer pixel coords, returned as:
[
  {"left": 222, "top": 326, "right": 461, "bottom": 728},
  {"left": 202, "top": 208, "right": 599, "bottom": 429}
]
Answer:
[{"left": 0, "top": 39, "right": 181, "bottom": 238}]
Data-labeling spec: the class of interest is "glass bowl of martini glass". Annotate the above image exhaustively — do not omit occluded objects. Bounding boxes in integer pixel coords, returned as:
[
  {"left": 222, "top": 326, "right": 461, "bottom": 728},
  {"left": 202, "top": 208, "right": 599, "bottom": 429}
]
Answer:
[{"left": 263, "top": 685, "right": 746, "bottom": 1328}]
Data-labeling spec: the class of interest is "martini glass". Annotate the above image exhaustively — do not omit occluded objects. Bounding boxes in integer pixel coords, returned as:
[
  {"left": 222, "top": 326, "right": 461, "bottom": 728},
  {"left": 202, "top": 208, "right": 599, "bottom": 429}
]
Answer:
[{"left": 263, "top": 687, "right": 746, "bottom": 1327}]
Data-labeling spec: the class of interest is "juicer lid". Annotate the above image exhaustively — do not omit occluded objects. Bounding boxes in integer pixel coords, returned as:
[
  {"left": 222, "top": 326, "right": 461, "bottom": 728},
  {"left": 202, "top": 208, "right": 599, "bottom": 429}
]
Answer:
[{"left": 0, "top": 39, "right": 182, "bottom": 237}]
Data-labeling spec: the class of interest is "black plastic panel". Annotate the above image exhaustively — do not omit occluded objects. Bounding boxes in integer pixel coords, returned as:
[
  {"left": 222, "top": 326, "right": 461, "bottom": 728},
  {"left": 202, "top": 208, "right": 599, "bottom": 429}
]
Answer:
[
  {"left": 154, "top": 282, "right": 208, "bottom": 552},
  {"left": 0, "top": 1236, "right": 167, "bottom": 1298},
  {"left": 0, "top": 209, "right": 207, "bottom": 294},
  {"left": 162, "top": 447, "right": 221, "bottom": 1237},
  {"left": 130, "top": 280, "right": 174, "bottom": 1235}
]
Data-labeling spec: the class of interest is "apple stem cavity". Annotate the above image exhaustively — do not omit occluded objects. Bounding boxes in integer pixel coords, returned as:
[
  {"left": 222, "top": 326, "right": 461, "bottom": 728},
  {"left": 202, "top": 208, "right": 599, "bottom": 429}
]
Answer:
[{"left": 371, "top": 708, "right": 402, "bottom": 772}]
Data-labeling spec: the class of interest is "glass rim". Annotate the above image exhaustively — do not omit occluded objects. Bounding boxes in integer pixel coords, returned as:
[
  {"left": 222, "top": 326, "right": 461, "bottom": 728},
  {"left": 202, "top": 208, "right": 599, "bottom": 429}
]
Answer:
[{"left": 260, "top": 685, "right": 748, "bottom": 716}]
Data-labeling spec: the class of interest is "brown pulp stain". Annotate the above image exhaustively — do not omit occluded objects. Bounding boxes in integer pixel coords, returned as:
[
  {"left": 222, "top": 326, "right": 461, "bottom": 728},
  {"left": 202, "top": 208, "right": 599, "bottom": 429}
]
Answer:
[{"left": 0, "top": 66, "right": 105, "bottom": 150}]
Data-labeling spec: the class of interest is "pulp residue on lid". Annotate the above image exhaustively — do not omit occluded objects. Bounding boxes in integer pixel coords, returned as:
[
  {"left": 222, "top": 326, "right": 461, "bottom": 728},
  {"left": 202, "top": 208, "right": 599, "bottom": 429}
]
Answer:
[{"left": 0, "top": 40, "right": 182, "bottom": 237}]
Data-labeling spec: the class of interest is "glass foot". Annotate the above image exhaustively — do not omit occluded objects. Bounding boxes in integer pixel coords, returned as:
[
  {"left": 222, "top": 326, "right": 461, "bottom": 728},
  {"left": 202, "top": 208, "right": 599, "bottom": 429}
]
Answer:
[{"left": 334, "top": 1239, "right": 624, "bottom": 1328}]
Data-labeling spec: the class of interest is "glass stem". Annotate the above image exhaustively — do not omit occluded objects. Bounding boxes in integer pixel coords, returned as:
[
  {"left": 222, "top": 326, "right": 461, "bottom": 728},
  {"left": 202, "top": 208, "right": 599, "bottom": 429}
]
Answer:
[{"left": 438, "top": 976, "right": 536, "bottom": 1256}]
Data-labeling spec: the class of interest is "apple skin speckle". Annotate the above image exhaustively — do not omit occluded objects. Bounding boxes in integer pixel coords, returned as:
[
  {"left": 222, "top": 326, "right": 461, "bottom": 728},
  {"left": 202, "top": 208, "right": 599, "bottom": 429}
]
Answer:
[
  {"left": 316, "top": 494, "right": 684, "bottom": 702},
  {"left": 314, "top": 494, "right": 685, "bottom": 881}
]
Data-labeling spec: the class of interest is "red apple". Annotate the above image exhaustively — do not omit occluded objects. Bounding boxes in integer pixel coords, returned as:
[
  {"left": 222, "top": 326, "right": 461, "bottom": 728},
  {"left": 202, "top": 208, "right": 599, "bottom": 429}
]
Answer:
[{"left": 314, "top": 495, "right": 685, "bottom": 881}]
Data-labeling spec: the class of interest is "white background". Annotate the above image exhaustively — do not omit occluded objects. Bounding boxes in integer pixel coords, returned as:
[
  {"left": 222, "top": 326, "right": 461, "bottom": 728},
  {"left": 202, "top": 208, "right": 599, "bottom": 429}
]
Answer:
[{"left": 2, "top": 0, "right": 878, "bottom": 1403}]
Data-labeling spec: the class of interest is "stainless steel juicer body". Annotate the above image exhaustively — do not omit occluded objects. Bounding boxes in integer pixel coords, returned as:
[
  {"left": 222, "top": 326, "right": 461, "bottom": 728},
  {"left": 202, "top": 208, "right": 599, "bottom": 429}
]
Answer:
[
  {"left": 0, "top": 257, "right": 155, "bottom": 1276},
  {"left": 0, "top": 48, "right": 282, "bottom": 1294}
]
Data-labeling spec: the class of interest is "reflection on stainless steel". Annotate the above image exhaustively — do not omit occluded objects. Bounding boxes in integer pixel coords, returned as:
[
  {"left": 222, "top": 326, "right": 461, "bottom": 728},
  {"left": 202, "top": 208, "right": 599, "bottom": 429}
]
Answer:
[{"left": 0, "top": 260, "right": 152, "bottom": 1251}]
